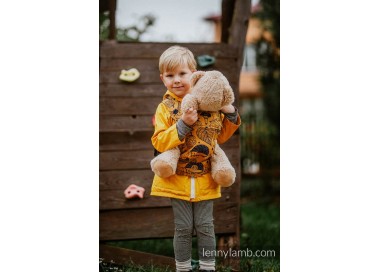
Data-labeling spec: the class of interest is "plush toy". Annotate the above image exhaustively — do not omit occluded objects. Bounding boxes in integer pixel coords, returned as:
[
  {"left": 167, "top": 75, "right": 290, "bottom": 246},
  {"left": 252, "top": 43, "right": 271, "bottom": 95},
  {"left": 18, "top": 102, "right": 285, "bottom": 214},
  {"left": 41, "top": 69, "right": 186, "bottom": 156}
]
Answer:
[{"left": 151, "top": 70, "right": 236, "bottom": 187}]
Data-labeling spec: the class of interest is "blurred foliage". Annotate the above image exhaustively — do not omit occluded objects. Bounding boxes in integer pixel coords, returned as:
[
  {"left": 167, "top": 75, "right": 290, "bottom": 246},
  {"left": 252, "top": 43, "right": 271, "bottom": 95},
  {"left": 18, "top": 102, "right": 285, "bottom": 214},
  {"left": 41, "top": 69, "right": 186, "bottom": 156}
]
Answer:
[
  {"left": 99, "top": 11, "right": 110, "bottom": 40},
  {"left": 241, "top": 0, "right": 280, "bottom": 178},
  {"left": 255, "top": 0, "right": 280, "bottom": 167},
  {"left": 99, "top": 11, "right": 155, "bottom": 41},
  {"left": 254, "top": 0, "right": 280, "bottom": 48},
  {"left": 239, "top": 5, "right": 281, "bottom": 269}
]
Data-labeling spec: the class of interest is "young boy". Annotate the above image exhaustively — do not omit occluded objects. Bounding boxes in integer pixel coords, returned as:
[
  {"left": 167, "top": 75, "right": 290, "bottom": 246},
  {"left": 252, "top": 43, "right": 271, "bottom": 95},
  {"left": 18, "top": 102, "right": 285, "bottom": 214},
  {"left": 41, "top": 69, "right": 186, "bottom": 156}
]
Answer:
[{"left": 151, "top": 45, "right": 241, "bottom": 272}]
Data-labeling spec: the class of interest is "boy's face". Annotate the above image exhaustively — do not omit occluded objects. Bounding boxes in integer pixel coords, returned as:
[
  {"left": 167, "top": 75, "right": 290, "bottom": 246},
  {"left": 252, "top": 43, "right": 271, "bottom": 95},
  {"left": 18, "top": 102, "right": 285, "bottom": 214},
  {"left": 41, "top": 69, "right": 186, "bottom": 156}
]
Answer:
[{"left": 160, "top": 64, "right": 194, "bottom": 98}]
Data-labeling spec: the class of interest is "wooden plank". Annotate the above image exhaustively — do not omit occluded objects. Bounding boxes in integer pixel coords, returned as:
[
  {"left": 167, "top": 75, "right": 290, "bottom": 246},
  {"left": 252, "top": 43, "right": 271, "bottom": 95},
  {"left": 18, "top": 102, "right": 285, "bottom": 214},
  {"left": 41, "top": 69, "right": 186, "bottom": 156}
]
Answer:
[
  {"left": 100, "top": 186, "right": 240, "bottom": 210},
  {"left": 100, "top": 131, "right": 152, "bottom": 151},
  {"left": 99, "top": 244, "right": 175, "bottom": 269},
  {"left": 99, "top": 132, "right": 239, "bottom": 151},
  {"left": 100, "top": 175, "right": 240, "bottom": 210},
  {"left": 99, "top": 202, "right": 239, "bottom": 240},
  {"left": 99, "top": 76, "right": 239, "bottom": 103},
  {"left": 100, "top": 69, "right": 239, "bottom": 84},
  {"left": 100, "top": 41, "right": 239, "bottom": 59},
  {"left": 100, "top": 78, "right": 239, "bottom": 100},
  {"left": 100, "top": 191, "right": 171, "bottom": 210},
  {"left": 100, "top": 58, "right": 160, "bottom": 71},
  {"left": 100, "top": 69, "right": 239, "bottom": 101},
  {"left": 100, "top": 83, "right": 165, "bottom": 97},
  {"left": 100, "top": 57, "right": 238, "bottom": 75},
  {"left": 100, "top": 169, "right": 154, "bottom": 190},
  {"left": 100, "top": 115, "right": 154, "bottom": 133},
  {"left": 100, "top": 207, "right": 173, "bottom": 240},
  {"left": 99, "top": 111, "right": 241, "bottom": 134},
  {"left": 100, "top": 145, "right": 239, "bottom": 171},
  {"left": 100, "top": 79, "right": 238, "bottom": 98},
  {"left": 99, "top": 168, "right": 240, "bottom": 191},
  {"left": 100, "top": 97, "right": 162, "bottom": 115},
  {"left": 100, "top": 70, "right": 161, "bottom": 84},
  {"left": 100, "top": 150, "right": 153, "bottom": 170}
]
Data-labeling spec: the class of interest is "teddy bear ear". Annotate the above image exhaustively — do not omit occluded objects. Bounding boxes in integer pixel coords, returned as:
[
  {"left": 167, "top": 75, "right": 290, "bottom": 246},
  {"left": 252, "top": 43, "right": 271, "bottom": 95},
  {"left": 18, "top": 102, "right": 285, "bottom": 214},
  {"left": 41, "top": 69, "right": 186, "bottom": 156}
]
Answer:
[{"left": 190, "top": 71, "right": 206, "bottom": 87}]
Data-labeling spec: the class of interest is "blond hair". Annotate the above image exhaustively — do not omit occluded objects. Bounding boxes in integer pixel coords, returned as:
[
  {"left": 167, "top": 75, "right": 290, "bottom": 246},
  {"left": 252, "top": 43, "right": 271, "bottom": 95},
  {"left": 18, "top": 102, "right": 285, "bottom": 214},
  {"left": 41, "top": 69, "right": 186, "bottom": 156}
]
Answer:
[{"left": 159, "top": 45, "right": 197, "bottom": 74}]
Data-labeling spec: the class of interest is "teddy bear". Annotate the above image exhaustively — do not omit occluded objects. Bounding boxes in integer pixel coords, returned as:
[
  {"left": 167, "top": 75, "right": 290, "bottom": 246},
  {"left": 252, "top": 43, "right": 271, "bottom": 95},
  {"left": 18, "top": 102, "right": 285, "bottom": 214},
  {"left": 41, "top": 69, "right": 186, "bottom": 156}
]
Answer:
[{"left": 150, "top": 70, "right": 236, "bottom": 187}]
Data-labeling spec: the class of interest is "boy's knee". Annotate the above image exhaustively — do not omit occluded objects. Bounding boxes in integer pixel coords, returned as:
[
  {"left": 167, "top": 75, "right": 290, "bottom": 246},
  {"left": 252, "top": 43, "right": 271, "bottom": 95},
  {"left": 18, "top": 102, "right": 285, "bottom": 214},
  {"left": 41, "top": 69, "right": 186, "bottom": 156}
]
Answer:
[
  {"left": 174, "top": 226, "right": 193, "bottom": 238},
  {"left": 195, "top": 222, "right": 214, "bottom": 235}
]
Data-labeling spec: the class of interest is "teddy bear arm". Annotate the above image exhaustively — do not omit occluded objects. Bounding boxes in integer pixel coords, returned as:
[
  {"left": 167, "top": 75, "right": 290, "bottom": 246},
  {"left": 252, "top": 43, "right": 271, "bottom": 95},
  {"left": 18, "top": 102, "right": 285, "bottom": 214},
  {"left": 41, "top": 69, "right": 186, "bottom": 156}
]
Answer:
[{"left": 211, "top": 143, "right": 236, "bottom": 187}]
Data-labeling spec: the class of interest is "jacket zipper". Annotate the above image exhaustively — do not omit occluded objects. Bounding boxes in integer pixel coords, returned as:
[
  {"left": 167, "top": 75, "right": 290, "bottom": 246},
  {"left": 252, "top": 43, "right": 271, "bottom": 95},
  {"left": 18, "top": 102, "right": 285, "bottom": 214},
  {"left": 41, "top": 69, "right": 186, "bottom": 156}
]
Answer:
[{"left": 190, "top": 176, "right": 195, "bottom": 199}]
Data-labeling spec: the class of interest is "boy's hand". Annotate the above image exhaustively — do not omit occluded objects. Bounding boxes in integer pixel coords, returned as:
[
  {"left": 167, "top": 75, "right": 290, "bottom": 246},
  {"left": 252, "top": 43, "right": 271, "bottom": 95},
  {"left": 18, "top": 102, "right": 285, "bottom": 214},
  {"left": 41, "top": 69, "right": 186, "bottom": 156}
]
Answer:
[
  {"left": 221, "top": 104, "right": 235, "bottom": 114},
  {"left": 182, "top": 107, "right": 198, "bottom": 126}
]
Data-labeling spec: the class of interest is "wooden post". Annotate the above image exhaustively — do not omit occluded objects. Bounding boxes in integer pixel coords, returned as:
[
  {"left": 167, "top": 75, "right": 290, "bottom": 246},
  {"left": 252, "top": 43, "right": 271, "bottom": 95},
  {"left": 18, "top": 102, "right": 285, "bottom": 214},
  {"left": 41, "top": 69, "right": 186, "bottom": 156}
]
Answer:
[
  {"left": 108, "top": 0, "right": 116, "bottom": 40},
  {"left": 221, "top": 1, "right": 250, "bottom": 270},
  {"left": 228, "top": 0, "right": 251, "bottom": 108},
  {"left": 229, "top": 0, "right": 251, "bottom": 69},
  {"left": 218, "top": 235, "right": 241, "bottom": 271},
  {"left": 221, "top": 0, "right": 235, "bottom": 43},
  {"left": 99, "top": 0, "right": 108, "bottom": 12}
]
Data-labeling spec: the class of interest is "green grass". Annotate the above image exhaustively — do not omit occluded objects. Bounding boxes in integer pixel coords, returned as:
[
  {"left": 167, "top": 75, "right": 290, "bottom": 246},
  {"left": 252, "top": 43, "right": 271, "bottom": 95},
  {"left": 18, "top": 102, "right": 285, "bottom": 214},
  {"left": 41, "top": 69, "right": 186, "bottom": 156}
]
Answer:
[
  {"left": 240, "top": 258, "right": 280, "bottom": 272},
  {"left": 99, "top": 260, "right": 173, "bottom": 272},
  {"left": 239, "top": 201, "right": 280, "bottom": 272},
  {"left": 241, "top": 202, "right": 280, "bottom": 250}
]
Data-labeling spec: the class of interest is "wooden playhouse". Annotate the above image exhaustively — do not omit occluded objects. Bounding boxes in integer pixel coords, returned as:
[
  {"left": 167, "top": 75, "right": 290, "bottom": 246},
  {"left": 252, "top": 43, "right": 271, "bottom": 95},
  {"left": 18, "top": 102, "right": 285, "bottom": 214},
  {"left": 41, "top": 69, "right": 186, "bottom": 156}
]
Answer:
[{"left": 99, "top": 0, "right": 251, "bottom": 270}]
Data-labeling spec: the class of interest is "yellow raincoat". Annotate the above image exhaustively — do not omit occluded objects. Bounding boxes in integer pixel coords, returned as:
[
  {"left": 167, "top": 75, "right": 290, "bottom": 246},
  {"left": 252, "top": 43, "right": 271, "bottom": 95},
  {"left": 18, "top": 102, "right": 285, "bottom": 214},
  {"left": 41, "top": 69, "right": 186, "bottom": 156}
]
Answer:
[{"left": 151, "top": 91, "right": 241, "bottom": 202}]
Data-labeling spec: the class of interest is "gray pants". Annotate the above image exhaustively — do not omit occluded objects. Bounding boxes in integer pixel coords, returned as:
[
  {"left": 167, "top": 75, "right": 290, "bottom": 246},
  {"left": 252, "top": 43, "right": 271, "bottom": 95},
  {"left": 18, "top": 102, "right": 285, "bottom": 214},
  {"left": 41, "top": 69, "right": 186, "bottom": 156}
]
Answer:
[{"left": 171, "top": 198, "right": 216, "bottom": 262}]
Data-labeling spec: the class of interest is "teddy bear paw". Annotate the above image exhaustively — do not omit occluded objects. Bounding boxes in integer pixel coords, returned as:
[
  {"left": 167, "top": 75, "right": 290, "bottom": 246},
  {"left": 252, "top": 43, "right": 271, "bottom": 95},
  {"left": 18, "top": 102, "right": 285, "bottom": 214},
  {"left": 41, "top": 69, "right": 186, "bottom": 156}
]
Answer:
[
  {"left": 213, "top": 170, "right": 236, "bottom": 187},
  {"left": 152, "top": 160, "right": 176, "bottom": 178}
]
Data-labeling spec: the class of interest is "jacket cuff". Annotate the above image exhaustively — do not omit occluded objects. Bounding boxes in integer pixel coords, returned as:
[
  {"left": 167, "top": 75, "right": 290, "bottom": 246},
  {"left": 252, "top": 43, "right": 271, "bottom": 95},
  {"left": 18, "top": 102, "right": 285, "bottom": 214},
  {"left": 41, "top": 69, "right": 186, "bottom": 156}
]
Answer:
[
  {"left": 176, "top": 119, "right": 192, "bottom": 141},
  {"left": 223, "top": 106, "right": 239, "bottom": 124}
]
